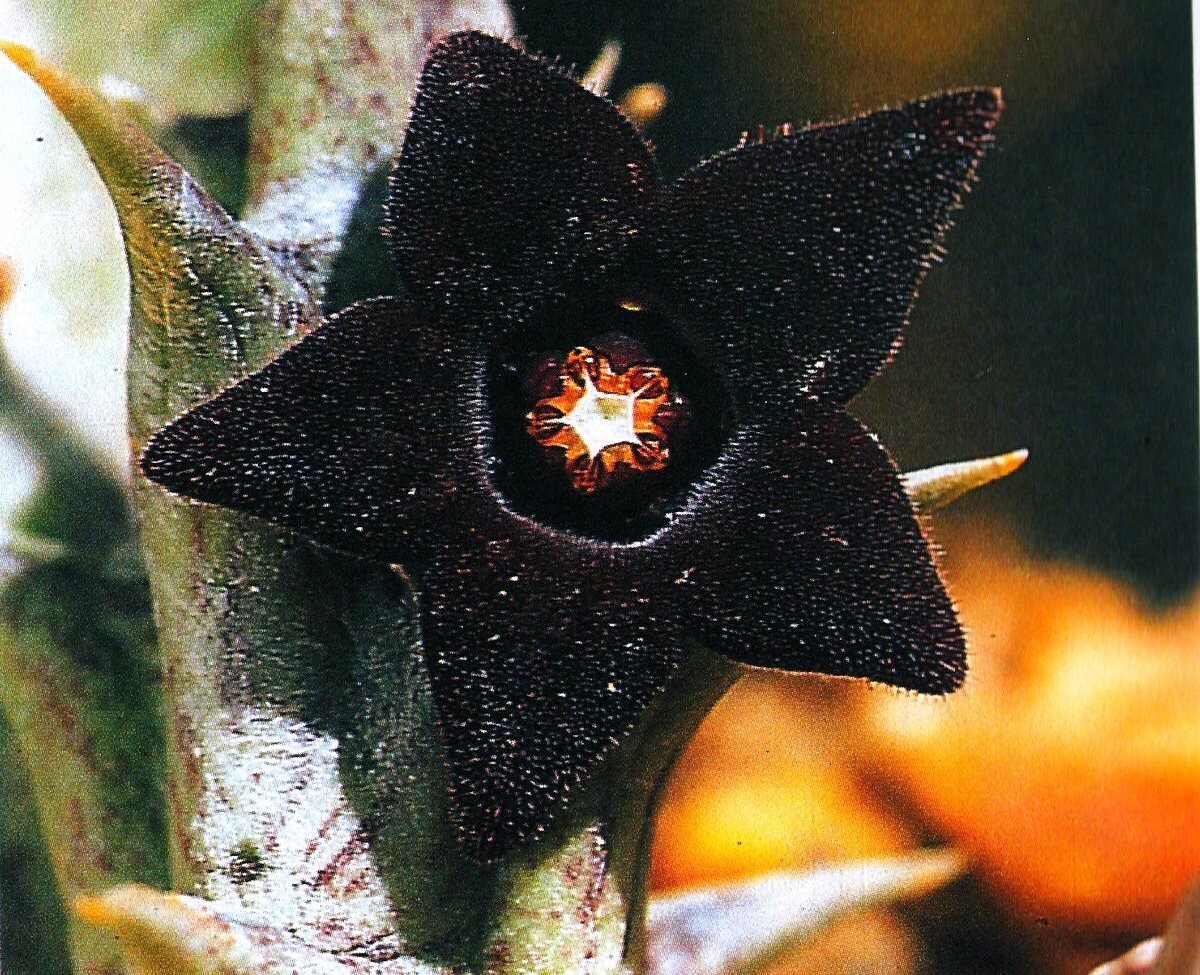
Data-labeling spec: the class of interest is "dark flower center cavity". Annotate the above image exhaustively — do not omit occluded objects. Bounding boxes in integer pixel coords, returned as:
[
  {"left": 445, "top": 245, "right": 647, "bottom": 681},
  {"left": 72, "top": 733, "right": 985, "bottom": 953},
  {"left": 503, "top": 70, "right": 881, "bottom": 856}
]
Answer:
[{"left": 488, "top": 294, "right": 730, "bottom": 543}]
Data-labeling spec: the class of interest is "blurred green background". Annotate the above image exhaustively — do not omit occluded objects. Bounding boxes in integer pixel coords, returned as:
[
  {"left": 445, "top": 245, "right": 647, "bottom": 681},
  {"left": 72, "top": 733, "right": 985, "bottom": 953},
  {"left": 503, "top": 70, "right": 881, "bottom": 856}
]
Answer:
[{"left": 513, "top": 0, "right": 1197, "bottom": 601}]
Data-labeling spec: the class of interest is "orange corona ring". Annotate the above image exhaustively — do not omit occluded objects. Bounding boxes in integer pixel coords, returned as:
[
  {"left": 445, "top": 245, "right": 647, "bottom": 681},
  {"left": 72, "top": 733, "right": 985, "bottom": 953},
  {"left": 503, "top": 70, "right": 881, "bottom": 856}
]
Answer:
[{"left": 526, "top": 346, "right": 671, "bottom": 494}]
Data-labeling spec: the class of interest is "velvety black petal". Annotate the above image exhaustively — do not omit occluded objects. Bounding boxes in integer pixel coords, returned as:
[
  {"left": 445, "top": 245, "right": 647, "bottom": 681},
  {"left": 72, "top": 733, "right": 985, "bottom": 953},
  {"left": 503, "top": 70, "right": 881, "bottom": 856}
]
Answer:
[
  {"left": 653, "top": 89, "right": 1001, "bottom": 408},
  {"left": 386, "top": 31, "right": 660, "bottom": 318},
  {"left": 140, "top": 298, "right": 493, "bottom": 566},
  {"left": 418, "top": 529, "right": 687, "bottom": 859},
  {"left": 139, "top": 45, "right": 987, "bottom": 863},
  {"left": 665, "top": 404, "right": 966, "bottom": 692}
]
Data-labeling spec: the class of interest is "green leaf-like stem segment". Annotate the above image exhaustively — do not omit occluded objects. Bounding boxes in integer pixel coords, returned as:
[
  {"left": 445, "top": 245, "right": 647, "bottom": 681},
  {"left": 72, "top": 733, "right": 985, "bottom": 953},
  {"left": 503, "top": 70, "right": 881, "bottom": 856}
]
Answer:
[
  {"left": 241, "top": 0, "right": 513, "bottom": 297},
  {"left": 0, "top": 349, "right": 166, "bottom": 975}
]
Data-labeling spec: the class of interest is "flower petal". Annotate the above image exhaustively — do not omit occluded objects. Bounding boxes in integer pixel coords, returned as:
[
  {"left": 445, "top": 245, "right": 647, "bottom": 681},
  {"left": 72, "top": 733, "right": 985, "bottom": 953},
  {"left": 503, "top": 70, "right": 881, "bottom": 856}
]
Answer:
[
  {"left": 654, "top": 89, "right": 1001, "bottom": 407},
  {"left": 139, "top": 298, "right": 493, "bottom": 566},
  {"left": 142, "top": 299, "right": 964, "bottom": 856},
  {"left": 669, "top": 405, "right": 966, "bottom": 692},
  {"left": 386, "top": 31, "right": 660, "bottom": 317},
  {"left": 419, "top": 530, "right": 687, "bottom": 859}
]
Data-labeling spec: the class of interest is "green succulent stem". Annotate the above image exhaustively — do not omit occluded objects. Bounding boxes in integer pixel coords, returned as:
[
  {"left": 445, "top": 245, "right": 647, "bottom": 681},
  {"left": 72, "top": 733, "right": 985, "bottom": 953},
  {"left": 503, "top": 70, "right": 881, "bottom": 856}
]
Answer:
[
  {"left": 241, "top": 0, "right": 512, "bottom": 296},
  {"left": 482, "top": 643, "right": 734, "bottom": 970},
  {"left": 477, "top": 647, "right": 738, "bottom": 974},
  {"left": 476, "top": 646, "right": 738, "bottom": 973},
  {"left": 604, "top": 647, "right": 742, "bottom": 966}
]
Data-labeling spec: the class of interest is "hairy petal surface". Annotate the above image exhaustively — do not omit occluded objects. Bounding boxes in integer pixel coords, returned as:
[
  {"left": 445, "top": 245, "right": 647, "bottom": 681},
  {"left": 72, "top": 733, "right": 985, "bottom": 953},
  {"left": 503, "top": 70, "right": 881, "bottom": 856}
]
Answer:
[
  {"left": 419, "top": 529, "right": 688, "bottom": 858},
  {"left": 666, "top": 405, "right": 966, "bottom": 692},
  {"left": 141, "top": 298, "right": 690, "bottom": 856},
  {"left": 414, "top": 402, "right": 966, "bottom": 853},
  {"left": 141, "top": 311, "right": 967, "bottom": 857},
  {"left": 386, "top": 31, "right": 660, "bottom": 319},
  {"left": 141, "top": 298, "right": 487, "bottom": 565},
  {"left": 137, "top": 36, "right": 992, "bottom": 860},
  {"left": 654, "top": 89, "right": 1001, "bottom": 407}
]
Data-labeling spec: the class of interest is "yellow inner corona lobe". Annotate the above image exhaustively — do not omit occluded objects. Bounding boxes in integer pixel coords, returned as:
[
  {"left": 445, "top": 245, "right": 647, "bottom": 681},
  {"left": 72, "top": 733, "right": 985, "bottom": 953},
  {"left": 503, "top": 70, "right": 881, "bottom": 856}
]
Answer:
[{"left": 526, "top": 346, "right": 671, "bottom": 494}]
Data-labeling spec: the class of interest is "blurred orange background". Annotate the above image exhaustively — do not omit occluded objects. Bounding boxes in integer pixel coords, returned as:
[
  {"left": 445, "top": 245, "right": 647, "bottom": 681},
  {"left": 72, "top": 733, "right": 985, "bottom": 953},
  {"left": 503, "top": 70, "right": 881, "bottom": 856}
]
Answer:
[{"left": 651, "top": 518, "right": 1200, "bottom": 972}]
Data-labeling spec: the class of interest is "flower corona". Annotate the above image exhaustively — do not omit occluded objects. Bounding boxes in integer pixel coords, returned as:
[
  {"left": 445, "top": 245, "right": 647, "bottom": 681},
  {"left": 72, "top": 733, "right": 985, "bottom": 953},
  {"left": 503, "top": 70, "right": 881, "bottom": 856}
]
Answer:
[{"left": 526, "top": 346, "right": 671, "bottom": 493}]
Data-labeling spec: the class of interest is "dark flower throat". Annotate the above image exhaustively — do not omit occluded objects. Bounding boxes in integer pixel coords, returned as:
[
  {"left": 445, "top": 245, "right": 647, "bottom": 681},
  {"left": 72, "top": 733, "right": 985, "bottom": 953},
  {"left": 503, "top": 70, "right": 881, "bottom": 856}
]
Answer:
[{"left": 488, "top": 294, "right": 730, "bottom": 543}]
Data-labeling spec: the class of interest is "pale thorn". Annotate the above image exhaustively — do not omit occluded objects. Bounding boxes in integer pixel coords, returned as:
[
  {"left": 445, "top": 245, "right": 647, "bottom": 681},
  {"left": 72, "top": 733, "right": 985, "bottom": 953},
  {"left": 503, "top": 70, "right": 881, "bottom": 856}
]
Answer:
[
  {"left": 1129, "top": 881, "right": 1200, "bottom": 975},
  {"left": 582, "top": 39, "right": 622, "bottom": 94},
  {"left": 903, "top": 448, "right": 1028, "bottom": 514},
  {"left": 619, "top": 82, "right": 669, "bottom": 130},
  {"left": 645, "top": 848, "right": 966, "bottom": 975},
  {"left": 1088, "top": 939, "right": 1164, "bottom": 975},
  {"left": 74, "top": 885, "right": 429, "bottom": 975},
  {"left": 75, "top": 886, "right": 261, "bottom": 975}
]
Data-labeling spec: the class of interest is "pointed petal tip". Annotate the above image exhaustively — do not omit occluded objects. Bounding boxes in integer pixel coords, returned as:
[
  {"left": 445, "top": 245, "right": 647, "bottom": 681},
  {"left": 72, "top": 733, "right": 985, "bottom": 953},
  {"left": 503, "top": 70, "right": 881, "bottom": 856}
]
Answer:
[
  {"left": 873, "top": 633, "right": 967, "bottom": 696},
  {"left": 137, "top": 409, "right": 228, "bottom": 504},
  {"left": 904, "top": 448, "right": 1027, "bottom": 514},
  {"left": 919, "top": 654, "right": 968, "bottom": 695},
  {"left": 429, "top": 28, "right": 503, "bottom": 58},
  {"left": 945, "top": 85, "right": 1003, "bottom": 121},
  {"left": 972, "top": 85, "right": 1004, "bottom": 115},
  {"left": 389, "top": 28, "right": 661, "bottom": 313},
  {"left": 976, "top": 85, "right": 1005, "bottom": 128},
  {"left": 136, "top": 424, "right": 181, "bottom": 492}
]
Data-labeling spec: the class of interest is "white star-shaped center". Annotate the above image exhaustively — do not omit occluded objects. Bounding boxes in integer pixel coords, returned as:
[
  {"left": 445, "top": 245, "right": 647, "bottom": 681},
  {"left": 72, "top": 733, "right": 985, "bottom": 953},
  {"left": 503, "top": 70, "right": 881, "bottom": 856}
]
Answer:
[{"left": 550, "top": 367, "right": 641, "bottom": 460}]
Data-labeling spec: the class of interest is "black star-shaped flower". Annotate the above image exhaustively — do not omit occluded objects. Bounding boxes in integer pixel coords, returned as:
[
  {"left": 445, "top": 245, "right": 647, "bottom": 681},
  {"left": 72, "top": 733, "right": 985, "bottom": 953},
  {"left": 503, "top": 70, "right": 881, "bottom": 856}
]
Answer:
[{"left": 141, "top": 31, "right": 1001, "bottom": 860}]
